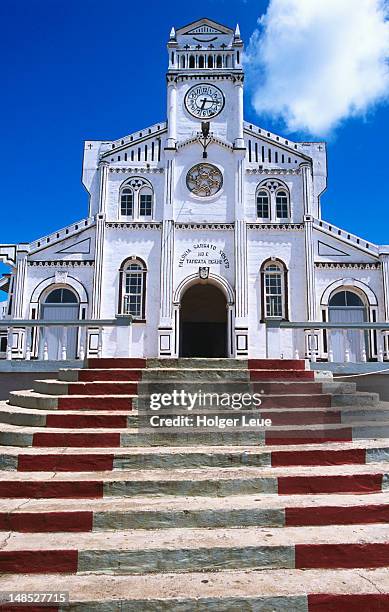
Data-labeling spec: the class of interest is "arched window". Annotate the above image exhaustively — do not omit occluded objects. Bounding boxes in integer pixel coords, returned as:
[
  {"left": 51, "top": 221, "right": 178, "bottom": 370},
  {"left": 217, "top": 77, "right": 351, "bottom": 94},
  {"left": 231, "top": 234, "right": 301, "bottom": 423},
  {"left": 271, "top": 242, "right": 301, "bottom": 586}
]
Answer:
[
  {"left": 45, "top": 288, "right": 78, "bottom": 304},
  {"left": 225, "top": 55, "right": 230, "bottom": 68},
  {"left": 180, "top": 55, "right": 186, "bottom": 69},
  {"left": 139, "top": 186, "right": 153, "bottom": 218},
  {"left": 216, "top": 55, "right": 222, "bottom": 68},
  {"left": 199, "top": 55, "right": 205, "bottom": 68},
  {"left": 328, "top": 290, "right": 368, "bottom": 362},
  {"left": 119, "top": 258, "right": 147, "bottom": 319},
  {"left": 276, "top": 189, "right": 289, "bottom": 219},
  {"left": 189, "top": 55, "right": 195, "bottom": 68},
  {"left": 120, "top": 187, "right": 134, "bottom": 217},
  {"left": 256, "top": 189, "right": 270, "bottom": 219},
  {"left": 261, "top": 260, "right": 288, "bottom": 319},
  {"left": 208, "top": 55, "right": 213, "bottom": 68},
  {"left": 119, "top": 179, "right": 154, "bottom": 220}
]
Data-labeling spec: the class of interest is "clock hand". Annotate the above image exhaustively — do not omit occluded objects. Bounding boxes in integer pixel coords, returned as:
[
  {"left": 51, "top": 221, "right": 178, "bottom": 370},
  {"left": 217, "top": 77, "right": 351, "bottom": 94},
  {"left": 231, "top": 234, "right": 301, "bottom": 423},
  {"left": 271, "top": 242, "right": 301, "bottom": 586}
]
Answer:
[{"left": 200, "top": 98, "right": 208, "bottom": 110}]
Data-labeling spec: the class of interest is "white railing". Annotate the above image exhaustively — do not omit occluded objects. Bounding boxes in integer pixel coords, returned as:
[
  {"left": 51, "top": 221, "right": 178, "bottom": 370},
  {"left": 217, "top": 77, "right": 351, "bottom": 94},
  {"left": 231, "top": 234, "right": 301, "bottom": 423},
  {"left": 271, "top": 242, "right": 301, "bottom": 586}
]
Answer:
[
  {"left": 266, "top": 320, "right": 389, "bottom": 363},
  {"left": 1, "top": 316, "right": 132, "bottom": 361}
]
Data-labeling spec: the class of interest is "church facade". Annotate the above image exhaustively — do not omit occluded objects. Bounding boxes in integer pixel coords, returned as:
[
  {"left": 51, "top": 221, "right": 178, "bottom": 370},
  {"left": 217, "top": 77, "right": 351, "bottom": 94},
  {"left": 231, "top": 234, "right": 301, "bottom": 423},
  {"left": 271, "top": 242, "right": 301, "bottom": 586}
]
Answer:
[{"left": 1, "top": 18, "right": 389, "bottom": 362}]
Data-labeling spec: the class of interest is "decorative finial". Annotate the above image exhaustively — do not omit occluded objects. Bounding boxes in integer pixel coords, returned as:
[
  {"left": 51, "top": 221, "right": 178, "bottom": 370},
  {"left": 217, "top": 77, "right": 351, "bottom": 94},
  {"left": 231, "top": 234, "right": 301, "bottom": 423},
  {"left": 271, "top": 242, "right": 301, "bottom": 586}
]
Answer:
[
  {"left": 170, "top": 27, "right": 176, "bottom": 40},
  {"left": 234, "top": 24, "right": 241, "bottom": 39}
]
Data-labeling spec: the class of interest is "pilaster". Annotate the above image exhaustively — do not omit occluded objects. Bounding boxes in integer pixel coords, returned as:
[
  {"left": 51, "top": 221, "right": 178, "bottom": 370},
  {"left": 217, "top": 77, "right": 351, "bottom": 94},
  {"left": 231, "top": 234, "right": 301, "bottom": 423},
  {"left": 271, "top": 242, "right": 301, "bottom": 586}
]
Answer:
[
  {"left": 301, "top": 162, "right": 314, "bottom": 216},
  {"left": 233, "top": 148, "right": 248, "bottom": 355},
  {"left": 158, "top": 148, "right": 176, "bottom": 356},
  {"left": 233, "top": 75, "right": 244, "bottom": 149},
  {"left": 98, "top": 160, "right": 109, "bottom": 214},
  {"left": 91, "top": 212, "right": 106, "bottom": 319},
  {"left": 304, "top": 215, "right": 316, "bottom": 321},
  {"left": 13, "top": 246, "right": 29, "bottom": 318},
  {"left": 166, "top": 76, "right": 177, "bottom": 149},
  {"left": 379, "top": 247, "right": 389, "bottom": 321}
]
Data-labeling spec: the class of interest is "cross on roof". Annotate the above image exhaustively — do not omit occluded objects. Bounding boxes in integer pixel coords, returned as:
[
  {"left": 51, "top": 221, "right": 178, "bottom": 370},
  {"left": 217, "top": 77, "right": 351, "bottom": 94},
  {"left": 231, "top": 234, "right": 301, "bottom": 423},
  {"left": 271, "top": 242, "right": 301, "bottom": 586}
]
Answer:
[
  {"left": 195, "top": 44, "right": 202, "bottom": 50},
  {"left": 184, "top": 44, "right": 190, "bottom": 50}
]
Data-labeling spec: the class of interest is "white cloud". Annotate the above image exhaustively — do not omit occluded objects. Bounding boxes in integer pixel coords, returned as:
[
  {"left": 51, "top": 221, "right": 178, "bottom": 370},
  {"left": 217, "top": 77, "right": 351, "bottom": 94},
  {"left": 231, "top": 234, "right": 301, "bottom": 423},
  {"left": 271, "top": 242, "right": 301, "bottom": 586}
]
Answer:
[{"left": 245, "top": 0, "right": 389, "bottom": 135}]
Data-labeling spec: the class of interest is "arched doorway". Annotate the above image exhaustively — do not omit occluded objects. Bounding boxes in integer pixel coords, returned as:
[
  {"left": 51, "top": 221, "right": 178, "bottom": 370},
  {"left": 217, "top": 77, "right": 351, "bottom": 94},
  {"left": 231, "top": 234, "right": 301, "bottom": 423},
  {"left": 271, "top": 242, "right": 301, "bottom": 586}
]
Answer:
[
  {"left": 328, "top": 289, "right": 368, "bottom": 362},
  {"left": 180, "top": 284, "right": 228, "bottom": 357},
  {"left": 40, "top": 288, "right": 79, "bottom": 360}
]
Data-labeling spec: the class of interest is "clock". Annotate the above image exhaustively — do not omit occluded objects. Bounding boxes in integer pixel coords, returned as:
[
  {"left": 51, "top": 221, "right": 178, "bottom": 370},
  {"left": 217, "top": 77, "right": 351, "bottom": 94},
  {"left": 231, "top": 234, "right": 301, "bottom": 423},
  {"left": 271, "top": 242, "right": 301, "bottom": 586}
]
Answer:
[
  {"left": 186, "top": 164, "right": 223, "bottom": 197},
  {"left": 184, "top": 84, "right": 225, "bottom": 119}
]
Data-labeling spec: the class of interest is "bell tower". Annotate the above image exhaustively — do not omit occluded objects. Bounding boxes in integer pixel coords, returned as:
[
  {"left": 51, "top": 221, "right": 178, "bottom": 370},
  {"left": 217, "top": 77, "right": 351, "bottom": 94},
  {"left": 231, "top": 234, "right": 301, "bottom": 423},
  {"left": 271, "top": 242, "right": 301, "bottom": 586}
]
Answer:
[{"left": 166, "top": 18, "right": 244, "bottom": 148}]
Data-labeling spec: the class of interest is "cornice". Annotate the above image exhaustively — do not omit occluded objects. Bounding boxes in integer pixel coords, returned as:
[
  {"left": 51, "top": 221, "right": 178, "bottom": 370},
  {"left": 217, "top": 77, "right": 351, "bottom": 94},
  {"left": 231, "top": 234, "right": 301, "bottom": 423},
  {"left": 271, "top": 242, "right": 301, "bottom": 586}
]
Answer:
[
  {"left": 106, "top": 222, "right": 162, "bottom": 230},
  {"left": 315, "top": 262, "right": 381, "bottom": 270},
  {"left": 109, "top": 167, "right": 164, "bottom": 174},
  {"left": 175, "top": 223, "right": 234, "bottom": 230},
  {"left": 27, "top": 260, "right": 95, "bottom": 267},
  {"left": 246, "top": 168, "right": 301, "bottom": 176},
  {"left": 248, "top": 223, "right": 304, "bottom": 231}
]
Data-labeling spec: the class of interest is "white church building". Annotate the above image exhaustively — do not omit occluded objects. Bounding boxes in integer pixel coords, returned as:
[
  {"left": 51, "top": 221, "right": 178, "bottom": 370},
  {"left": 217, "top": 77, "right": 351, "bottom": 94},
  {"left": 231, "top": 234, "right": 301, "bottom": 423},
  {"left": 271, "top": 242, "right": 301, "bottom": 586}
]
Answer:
[{"left": 1, "top": 18, "right": 389, "bottom": 362}]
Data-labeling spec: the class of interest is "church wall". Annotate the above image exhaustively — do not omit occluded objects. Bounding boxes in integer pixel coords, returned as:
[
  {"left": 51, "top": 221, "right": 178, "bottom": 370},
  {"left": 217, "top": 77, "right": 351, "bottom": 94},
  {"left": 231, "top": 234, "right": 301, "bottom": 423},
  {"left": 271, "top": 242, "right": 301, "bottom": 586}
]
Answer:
[
  {"left": 101, "top": 227, "right": 161, "bottom": 357},
  {"left": 22, "top": 264, "right": 94, "bottom": 318},
  {"left": 175, "top": 79, "right": 237, "bottom": 144},
  {"left": 105, "top": 171, "right": 165, "bottom": 222},
  {"left": 247, "top": 228, "right": 307, "bottom": 358},
  {"left": 244, "top": 172, "right": 304, "bottom": 223},
  {"left": 173, "top": 144, "right": 235, "bottom": 223}
]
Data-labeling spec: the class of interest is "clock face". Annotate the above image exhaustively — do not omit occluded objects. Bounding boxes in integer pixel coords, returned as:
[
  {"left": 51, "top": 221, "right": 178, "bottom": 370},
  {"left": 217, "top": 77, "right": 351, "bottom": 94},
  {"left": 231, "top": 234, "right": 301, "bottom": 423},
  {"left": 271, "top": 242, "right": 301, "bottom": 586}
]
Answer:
[
  {"left": 184, "top": 84, "right": 225, "bottom": 119},
  {"left": 186, "top": 163, "right": 223, "bottom": 197}
]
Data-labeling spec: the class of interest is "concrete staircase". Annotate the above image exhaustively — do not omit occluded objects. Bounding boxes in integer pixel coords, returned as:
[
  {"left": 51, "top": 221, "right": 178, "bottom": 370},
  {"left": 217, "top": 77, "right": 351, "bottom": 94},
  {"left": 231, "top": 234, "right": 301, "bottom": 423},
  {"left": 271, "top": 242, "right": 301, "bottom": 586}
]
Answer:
[{"left": 0, "top": 358, "right": 388, "bottom": 610}]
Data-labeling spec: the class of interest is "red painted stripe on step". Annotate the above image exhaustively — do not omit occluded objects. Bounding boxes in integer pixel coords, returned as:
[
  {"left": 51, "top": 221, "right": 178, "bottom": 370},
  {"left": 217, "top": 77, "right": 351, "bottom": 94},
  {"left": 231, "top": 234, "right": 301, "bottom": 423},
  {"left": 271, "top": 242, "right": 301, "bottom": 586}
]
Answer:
[
  {"left": 308, "top": 594, "right": 389, "bottom": 611},
  {"left": 259, "top": 396, "right": 332, "bottom": 409},
  {"left": 278, "top": 474, "right": 383, "bottom": 495},
  {"left": 58, "top": 397, "right": 133, "bottom": 410},
  {"left": 272, "top": 448, "right": 366, "bottom": 467},
  {"left": 249, "top": 359, "right": 306, "bottom": 370},
  {"left": 68, "top": 382, "right": 138, "bottom": 395},
  {"left": 79, "top": 369, "right": 142, "bottom": 382},
  {"left": 33, "top": 433, "right": 121, "bottom": 447},
  {"left": 0, "top": 481, "right": 103, "bottom": 499},
  {"left": 0, "top": 511, "right": 93, "bottom": 532},
  {"left": 0, "top": 550, "right": 78, "bottom": 573},
  {"left": 296, "top": 543, "right": 389, "bottom": 568},
  {"left": 46, "top": 414, "right": 127, "bottom": 428},
  {"left": 88, "top": 358, "right": 146, "bottom": 369},
  {"left": 250, "top": 370, "right": 314, "bottom": 381},
  {"left": 253, "top": 382, "right": 323, "bottom": 394},
  {"left": 18, "top": 454, "right": 114, "bottom": 472},
  {"left": 262, "top": 411, "right": 341, "bottom": 426},
  {"left": 266, "top": 429, "right": 352, "bottom": 445},
  {"left": 286, "top": 504, "right": 389, "bottom": 526}
]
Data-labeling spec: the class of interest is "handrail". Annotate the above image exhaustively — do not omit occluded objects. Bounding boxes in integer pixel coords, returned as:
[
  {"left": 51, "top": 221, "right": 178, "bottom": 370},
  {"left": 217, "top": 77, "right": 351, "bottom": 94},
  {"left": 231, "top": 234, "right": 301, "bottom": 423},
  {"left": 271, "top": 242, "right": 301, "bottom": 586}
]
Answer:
[
  {"left": 266, "top": 321, "right": 389, "bottom": 330},
  {"left": 1, "top": 316, "right": 132, "bottom": 328}
]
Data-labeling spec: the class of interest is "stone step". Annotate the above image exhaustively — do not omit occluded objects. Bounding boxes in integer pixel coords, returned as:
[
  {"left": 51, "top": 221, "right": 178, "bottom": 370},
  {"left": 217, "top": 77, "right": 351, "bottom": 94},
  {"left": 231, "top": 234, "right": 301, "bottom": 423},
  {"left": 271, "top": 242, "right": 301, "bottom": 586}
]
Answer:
[
  {"left": 10, "top": 388, "right": 378, "bottom": 412},
  {"left": 2, "top": 440, "right": 389, "bottom": 471},
  {"left": 2, "top": 404, "right": 389, "bottom": 429},
  {"left": 9, "top": 390, "right": 135, "bottom": 411},
  {"left": 0, "top": 524, "right": 387, "bottom": 574},
  {"left": 3, "top": 421, "right": 389, "bottom": 447},
  {"left": 0, "top": 463, "right": 387, "bottom": 498},
  {"left": 1, "top": 492, "right": 389, "bottom": 532},
  {"left": 0, "top": 568, "right": 387, "bottom": 610},
  {"left": 33, "top": 380, "right": 139, "bottom": 396}
]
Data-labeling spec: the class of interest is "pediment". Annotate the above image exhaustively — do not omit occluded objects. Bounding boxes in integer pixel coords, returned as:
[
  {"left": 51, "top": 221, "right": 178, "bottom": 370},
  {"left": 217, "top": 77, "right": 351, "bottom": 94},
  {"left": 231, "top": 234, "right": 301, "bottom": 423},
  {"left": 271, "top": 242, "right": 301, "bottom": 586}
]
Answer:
[{"left": 177, "top": 19, "right": 233, "bottom": 37}]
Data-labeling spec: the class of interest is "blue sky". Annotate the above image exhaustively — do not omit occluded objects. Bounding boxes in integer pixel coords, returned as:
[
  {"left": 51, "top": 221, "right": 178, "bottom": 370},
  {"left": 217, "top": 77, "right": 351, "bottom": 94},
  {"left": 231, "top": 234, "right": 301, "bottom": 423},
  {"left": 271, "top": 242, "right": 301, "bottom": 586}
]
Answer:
[{"left": 1, "top": 0, "right": 389, "bottom": 296}]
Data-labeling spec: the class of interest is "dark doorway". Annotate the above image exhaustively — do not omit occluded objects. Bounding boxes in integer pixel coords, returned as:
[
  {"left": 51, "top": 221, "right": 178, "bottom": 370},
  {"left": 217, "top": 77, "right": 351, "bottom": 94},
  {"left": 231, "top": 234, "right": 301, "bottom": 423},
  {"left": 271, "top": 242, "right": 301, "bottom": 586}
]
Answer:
[{"left": 180, "top": 284, "right": 228, "bottom": 357}]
